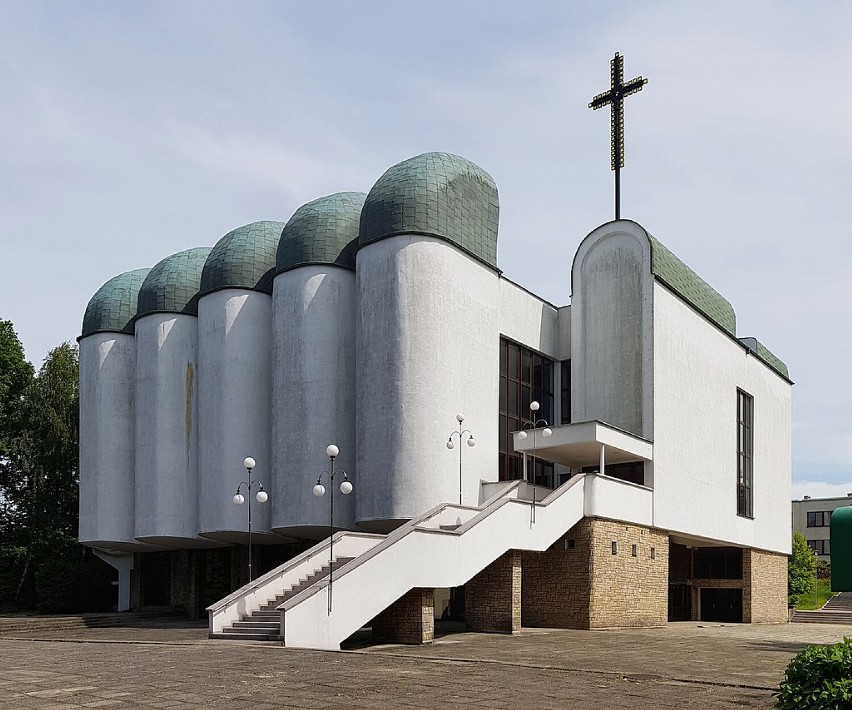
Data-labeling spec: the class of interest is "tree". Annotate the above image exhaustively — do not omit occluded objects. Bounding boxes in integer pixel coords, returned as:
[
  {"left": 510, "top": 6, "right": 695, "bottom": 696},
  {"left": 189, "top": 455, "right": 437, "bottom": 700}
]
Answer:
[
  {"left": 789, "top": 531, "right": 817, "bottom": 602},
  {"left": 0, "top": 320, "right": 34, "bottom": 485}
]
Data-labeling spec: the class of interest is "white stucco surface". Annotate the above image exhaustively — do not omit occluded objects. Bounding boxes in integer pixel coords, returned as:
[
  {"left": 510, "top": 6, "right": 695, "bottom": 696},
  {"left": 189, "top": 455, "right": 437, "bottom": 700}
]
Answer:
[
  {"left": 78, "top": 333, "right": 140, "bottom": 550},
  {"left": 271, "top": 266, "right": 357, "bottom": 536},
  {"left": 652, "top": 283, "right": 791, "bottom": 554},
  {"left": 197, "top": 289, "right": 273, "bottom": 542},
  {"left": 355, "top": 236, "right": 500, "bottom": 527},
  {"left": 134, "top": 313, "right": 206, "bottom": 545},
  {"left": 497, "top": 278, "right": 559, "bottom": 358},
  {"left": 571, "top": 223, "right": 654, "bottom": 439}
]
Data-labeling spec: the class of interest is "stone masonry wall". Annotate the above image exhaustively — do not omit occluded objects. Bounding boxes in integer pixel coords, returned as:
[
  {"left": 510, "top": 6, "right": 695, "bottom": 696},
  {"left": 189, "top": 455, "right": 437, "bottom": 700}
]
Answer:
[
  {"left": 743, "top": 548, "right": 789, "bottom": 623},
  {"left": 522, "top": 524, "right": 592, "bottom": 629},
  {"left": 588, "top": 519, "right": 669, "bottom": 628},
  {"left": 372, "top": 588, "right": 434, "bottom": 644},
  {"left": 170, "top": 549, "right": 201, "bottom": 618},
  {"left": 465, "top": 550, "right": 521, "bottom": 633}
]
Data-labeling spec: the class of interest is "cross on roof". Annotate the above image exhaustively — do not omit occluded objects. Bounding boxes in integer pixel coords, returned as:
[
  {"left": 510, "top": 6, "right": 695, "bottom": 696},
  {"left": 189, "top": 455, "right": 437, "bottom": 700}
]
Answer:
[{"left": 589, "top": 52, "right": 648, "bottom": 220}]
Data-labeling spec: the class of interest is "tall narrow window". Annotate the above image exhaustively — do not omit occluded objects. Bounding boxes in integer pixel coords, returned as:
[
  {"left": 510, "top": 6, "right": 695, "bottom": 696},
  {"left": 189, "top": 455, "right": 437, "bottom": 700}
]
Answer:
[
  {"left": 560, "top": 360, "right": 571, "bottom": 425},
  {"left": 737, "top": 389, "right": 753, "bottom": 518},
  {"left": 498, "top": 338, "right": 554, "bottom": 483}
]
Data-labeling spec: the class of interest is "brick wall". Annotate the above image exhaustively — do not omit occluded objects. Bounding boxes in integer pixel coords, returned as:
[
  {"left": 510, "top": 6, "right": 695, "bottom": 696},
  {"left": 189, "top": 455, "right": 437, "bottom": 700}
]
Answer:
[
  {"left": 743, "top": 549, "right": 788, "bottom": 623},
  {"left": 466, "top": 550, "right": 521, "bottom": 633},
  {"left": 588, "top": 519, "right": 669, "bottom": 628},
  {"left": 372, "top": 588, "right": 434, "bottom": 644},
  {"left": 522, "top": 518, "right": 668, "bottom": 629},
  {"left": 170, "top": 549, "right": 200, "bottom": 618}
]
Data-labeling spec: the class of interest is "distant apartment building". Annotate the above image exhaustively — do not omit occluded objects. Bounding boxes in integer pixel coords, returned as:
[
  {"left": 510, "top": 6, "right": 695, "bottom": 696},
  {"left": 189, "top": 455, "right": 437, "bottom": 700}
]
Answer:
[{"left": 792, "top": 495, "right": 852, "bottom": 559}]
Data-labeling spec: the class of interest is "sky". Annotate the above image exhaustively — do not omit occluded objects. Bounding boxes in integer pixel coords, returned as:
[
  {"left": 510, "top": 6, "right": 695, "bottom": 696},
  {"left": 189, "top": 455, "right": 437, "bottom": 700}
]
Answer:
[{"left": 1, "top": 1, "right": 849, "bottom": 497}]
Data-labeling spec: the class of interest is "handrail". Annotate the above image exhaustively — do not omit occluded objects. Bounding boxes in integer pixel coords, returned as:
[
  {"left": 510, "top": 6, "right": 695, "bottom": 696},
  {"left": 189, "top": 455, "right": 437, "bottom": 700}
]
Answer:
[{"left": 205, "top": 530, "right": 383, "bottom": 613}]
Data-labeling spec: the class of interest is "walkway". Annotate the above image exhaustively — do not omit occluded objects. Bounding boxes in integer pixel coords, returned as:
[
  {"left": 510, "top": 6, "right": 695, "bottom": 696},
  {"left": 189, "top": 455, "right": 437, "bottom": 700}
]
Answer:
[{"left": 2, "top": 620, "right": 851, "bottom": 708}]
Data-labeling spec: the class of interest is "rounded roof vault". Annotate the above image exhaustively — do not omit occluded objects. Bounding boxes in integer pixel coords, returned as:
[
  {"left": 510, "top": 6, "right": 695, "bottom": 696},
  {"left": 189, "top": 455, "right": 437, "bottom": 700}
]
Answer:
[
  {"left": 137, "top": 247, "right": 212, "bottom": 318},
  {"left": 200, "top": 221, "right": 285, "bottom": 297},
  {"left": 359, "top": 152, "right": 499, "bottom": 268},
  {"left": 276, "top": 192, "right": 366, "bottom": 273},
  {"left": 81, "top": 268, "right": 151, "bottom": 338}
]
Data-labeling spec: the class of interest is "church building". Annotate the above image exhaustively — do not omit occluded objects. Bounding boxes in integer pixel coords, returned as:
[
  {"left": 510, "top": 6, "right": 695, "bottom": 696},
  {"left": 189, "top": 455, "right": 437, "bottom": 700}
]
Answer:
[{"left": 78, "top": 151, "right": 792, "bottom": 649}]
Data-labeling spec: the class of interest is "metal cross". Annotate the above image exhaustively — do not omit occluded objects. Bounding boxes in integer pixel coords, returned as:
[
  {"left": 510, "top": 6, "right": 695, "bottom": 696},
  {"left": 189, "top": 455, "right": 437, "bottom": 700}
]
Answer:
[{"left": 589, "top": 52, "right": 648, "bottom": 220}]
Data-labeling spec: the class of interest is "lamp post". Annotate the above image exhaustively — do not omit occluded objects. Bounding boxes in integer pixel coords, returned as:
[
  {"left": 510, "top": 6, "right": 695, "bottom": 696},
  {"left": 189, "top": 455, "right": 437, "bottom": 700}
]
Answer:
[
  {"left": 312, "top": 444, "right": 353, "bottom": 614},
  {"left": 446, "top": 413, "right": 476, "bottom": 505},
  {"left": 233, "top": 456, "right": 268, "bottom": 584},
  {"left": 517, "top": 401, "right": 552, "bottom": 523}
]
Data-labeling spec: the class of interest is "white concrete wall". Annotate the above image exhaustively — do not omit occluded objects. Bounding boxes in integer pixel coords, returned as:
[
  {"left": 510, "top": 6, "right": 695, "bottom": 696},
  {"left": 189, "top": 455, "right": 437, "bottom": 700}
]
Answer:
[
  {"left": 134, "top": 313, "right": 203, "bottom": 544},
  {"left": 271, "top": 266, "right": 357, "bottom": 536},
  {"left": 497, "top": 278, "right": 560, "bottom": 358},
  {"left": 78, "top": 333, "right": 139, "bottom": 549},
  {"left": 197, "top": 289, "right": 273, "bottom": 540},
  {"left": 652, "top": 283, "right": 792, "bottom": 554},
  {"left": 355, "top": 236, "right": 500, "bottom": 528},
  {"left": 571, "top": 222, "right": 654, "bottom": 439}
]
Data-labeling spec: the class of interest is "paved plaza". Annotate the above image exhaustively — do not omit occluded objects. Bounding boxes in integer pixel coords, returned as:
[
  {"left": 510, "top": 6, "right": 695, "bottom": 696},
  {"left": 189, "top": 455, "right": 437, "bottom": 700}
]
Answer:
[{"left": 2, "top": 619, "right": 851, "bottom": 709}]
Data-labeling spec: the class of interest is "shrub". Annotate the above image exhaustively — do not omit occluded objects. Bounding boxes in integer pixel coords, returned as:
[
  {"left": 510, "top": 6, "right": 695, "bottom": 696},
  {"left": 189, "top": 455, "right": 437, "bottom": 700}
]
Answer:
[
  {"left": 776, "top": 638, "right": 852, "bottom": 709},
  {"left": 817, "top": 559, "right": 831, "bottom": 581},
  {"left": 34, "top": 556, "right": 81, "bottom": 613}
]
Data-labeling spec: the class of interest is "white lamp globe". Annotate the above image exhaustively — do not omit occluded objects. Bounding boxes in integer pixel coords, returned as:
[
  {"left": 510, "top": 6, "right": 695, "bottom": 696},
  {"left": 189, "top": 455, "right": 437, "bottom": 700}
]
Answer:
[
  {"left": 256, "top": 490, "right": 268, "bottom": 503},
  {"left": 326, "top": 444, "right": 339, "bottom": 458},
  {"left": 542, "top": 428, "right": 553, "bottom": 438},
  {"left": 530, "top": 401, "right": 540, "bottom": 412},
  {"left": 233, "top": 493, "right": 245, "bottom": 505},
  {"left": 467, "top": 437, "right": 476, "bottom": 447},
  {"left": 340, "top": 480, "right": 353, "bottom": 495},
  {"left": 313, "top": 483, "right": 326, "bottom": 497},
  {"left": 518, "top": 430, "right": 528, "bottom": 440},
  {"left": 446, "top": 439, "right": 455, "bottom": 450},
  {"left": 243, "top": 456, "right": 256, "bottom": 470},
  {"left": 456, "top": 413, "right": 465, "bottom": 423}
]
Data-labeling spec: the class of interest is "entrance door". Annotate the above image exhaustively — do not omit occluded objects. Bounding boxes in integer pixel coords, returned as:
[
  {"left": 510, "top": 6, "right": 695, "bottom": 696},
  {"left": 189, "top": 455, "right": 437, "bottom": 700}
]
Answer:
[
  {"left": 699, "top": 588, "right": 742, "bottom": 622},
  {"left": 668, "top": 583, "right": 692, "bottom": 621},
  {"left": 140, "top": 551, "right": 171, "bottom": 607}
]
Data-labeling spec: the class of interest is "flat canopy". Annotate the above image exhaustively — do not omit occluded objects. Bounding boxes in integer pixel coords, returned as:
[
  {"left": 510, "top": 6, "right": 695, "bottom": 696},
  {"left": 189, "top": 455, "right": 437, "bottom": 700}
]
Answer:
[{"left": 512, "top": 420, "right": 653, "bottom": 468}]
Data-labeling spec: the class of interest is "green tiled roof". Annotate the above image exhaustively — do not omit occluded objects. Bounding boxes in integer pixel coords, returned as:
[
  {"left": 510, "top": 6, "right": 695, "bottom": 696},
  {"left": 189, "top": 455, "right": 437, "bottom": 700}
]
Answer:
[
  {"left": 200, "top": 221, "right": 285, "bottom": 296},
  {"left": 81, "top": 268, "right": 150, "bottom": 338},
  {"left": 277, "top": 193, "right": 366, "bottom": 273},
  {"left": 137, "top": 247, "right": 212, "bottom": 318},
  {"left": 359, "top": 152, "right": 500, "bottom": 268},
  {"left": 646, "top": 233, "right": 737, "bottom": 336},
  {"left": 740, "top": 337, "right": 789, "bottom": 378}
]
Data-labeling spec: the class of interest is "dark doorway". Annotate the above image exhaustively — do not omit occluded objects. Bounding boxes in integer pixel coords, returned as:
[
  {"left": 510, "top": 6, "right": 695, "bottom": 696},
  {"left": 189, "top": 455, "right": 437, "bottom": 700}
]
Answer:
[
  {"left": 699, "top": 588, "right": 742, "bottom": 622},
  {"left": 668, "top": 584, "right": 691, "bottom": 621},
  {"left": 141, "top": 551, "right": 171, "bottom": 607},
  {"left": 198, "top": 548, "right": 231, "bottom": 609}
]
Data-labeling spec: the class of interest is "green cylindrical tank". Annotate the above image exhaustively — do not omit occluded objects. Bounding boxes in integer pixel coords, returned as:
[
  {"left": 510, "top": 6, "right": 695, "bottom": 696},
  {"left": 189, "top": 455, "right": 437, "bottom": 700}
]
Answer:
[{"left": 830, "top": 507, "right": 852, "bottom": 592}]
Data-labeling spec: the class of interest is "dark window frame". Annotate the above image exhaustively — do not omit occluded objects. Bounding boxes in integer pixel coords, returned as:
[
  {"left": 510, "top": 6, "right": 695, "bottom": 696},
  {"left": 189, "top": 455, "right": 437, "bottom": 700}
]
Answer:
[
  {"left": 737, "top": 389, "right": 754, "bottom": 518},
  {"left": 806, "top": 511, "right": 831, "bottom": 527},
  {"left": 808, "top": 539, "right": 831, "bottom": 555}
]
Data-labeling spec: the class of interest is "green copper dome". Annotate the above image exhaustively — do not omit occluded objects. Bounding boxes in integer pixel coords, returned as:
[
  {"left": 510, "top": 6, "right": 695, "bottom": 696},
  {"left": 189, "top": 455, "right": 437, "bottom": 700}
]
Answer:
[
  {"left": 200, "top": 221, "right": 285, "bottom": 297},
  {"left": 359, "top": 152, "right": 500, "bottom": 268},
  {"left": 646, "top": 232, "right": 737, "bottom": 337},
  {"left": 277, "top": 192, "right": 366, "bottom": 273},
  {"left": 81, "top": 268, "right": 151, "bottom": 338},
  {"left": 137, "top": 247, "right": 212, "bottom": 318}
]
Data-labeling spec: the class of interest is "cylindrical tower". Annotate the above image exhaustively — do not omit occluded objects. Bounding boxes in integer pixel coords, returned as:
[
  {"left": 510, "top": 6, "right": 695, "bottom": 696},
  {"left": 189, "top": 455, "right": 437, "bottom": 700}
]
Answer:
[
  {"left": 271, "top": 192, "right": 365, "bottom": 539},
  {"left": 134, "top": 247, "right": 217, "bottom": 547},
  {"left": 79, "top": 268, "right": 151, "bottom": 552},
  {"left": 197, "top": 221, "right": 284, "bottom": 544},
  {"left": 356, "top": 153, "right": 501, "bottom": 532}
]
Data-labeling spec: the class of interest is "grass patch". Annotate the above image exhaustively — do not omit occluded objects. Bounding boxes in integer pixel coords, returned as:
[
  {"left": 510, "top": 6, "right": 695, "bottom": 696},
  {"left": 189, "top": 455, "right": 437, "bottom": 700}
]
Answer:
[{"left": 794, "top": 579, "right": 834, "bottom": 610}]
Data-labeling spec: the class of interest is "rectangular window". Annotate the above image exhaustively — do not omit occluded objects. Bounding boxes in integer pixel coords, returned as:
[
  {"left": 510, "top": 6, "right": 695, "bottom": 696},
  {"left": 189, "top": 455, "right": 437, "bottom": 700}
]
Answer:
[
  {"left": 560, "top": 360, "right": 571, "bottom": 425},
  {"left": 808, "top": 539, "right": 831, "bottom": 555},
  {"left": 807, "top": 511, "right": 831, "bottom": 527},
  {"left": 737, "top": 390, "right": 753, "bottom": 518},
  {"left": 693, "top": 547, "right": 743, "bottom": 580},
  {"left": 498, "top": 338, "right": 555, "bottom": 484}
]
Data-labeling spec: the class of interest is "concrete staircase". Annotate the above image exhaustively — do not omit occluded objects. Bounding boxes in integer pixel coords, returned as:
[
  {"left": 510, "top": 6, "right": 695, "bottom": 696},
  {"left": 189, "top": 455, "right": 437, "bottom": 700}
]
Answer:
[
  {"left": 793, "top": 592, "right": 852, "bottom": 625},
  {"left": 0, "top": 610, "right": 191, "bottom": 635},
  {"left": 210, "top": 557, "right": 355, "bottom": 641}
]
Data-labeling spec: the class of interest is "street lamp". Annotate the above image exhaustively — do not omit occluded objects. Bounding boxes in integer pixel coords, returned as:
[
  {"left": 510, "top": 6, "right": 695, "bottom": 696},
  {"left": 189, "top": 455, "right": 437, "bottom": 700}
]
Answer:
[
  {"left": 312, "top": 444, "right": 352, "bottom": 614},
  {"left": 233, "top": 456, "right": 268, "bottom": 584},
  {"left": 517, "top": 401, "right": 552, "bottom": 523},
  {"left": 446, "top": 413, "right": 476, "bottom": 505}
]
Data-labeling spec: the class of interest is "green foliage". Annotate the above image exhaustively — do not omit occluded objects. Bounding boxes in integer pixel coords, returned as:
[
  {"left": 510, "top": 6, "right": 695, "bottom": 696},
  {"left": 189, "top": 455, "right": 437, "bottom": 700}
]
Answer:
[
  {"left": 794, "top": 579, "right": 833, "bottom": 611},
  {"left": 776, "top": 638, "right": 852, "bottom": 709},
  {"left": 817, "top": 559, "right": 831, "bottom": 580},
  {"left": 789, "top": 532, "right": 817, "bottom": 603},
  {"left": 34, "top": 556, "right": 80, "bottom": 614}
]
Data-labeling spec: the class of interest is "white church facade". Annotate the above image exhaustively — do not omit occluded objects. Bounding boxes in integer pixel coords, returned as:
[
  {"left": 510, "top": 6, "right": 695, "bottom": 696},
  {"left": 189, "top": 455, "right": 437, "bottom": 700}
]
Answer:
[{"left": 78, "top": 152, "right": 791, "bottom": 648}]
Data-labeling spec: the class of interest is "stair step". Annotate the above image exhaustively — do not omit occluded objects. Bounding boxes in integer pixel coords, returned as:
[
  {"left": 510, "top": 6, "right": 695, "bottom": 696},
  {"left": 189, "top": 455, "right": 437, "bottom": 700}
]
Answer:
[
  {"left": 211, "top": 631, "right": 282, "bottom": 642},
  {"left": 231, "top": 621, "right": 280, "bottom": 629}
]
